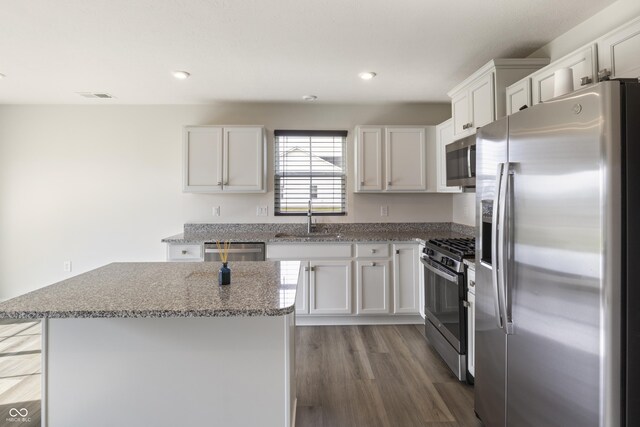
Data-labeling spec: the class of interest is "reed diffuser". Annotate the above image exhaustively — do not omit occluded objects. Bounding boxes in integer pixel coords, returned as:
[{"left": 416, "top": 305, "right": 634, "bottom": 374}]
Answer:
[{"left": 216, "top": 240, "right": 231, "bottom": 285}]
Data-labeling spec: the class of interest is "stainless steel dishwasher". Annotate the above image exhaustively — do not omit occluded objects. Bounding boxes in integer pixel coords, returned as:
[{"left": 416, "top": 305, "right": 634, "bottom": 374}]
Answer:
[{"left": 203, "top": 242, "right": 265, "bottom": 262}]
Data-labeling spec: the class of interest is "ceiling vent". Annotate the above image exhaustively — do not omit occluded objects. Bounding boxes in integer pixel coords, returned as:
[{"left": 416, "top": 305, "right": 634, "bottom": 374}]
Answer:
[{"left": 77, "top": 92, "right": 115, "bottom": 99}]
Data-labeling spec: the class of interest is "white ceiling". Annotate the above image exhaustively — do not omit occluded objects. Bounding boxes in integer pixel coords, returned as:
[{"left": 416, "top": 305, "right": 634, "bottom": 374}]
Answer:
[{"left": 0, "top": 0, "right": 615, "bottom": 104}]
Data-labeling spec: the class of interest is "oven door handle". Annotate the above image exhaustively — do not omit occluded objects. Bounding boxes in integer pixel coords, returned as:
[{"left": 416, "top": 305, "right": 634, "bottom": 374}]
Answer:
[{"left": 420, "top": 258, "right": 458, "bottom": 282}]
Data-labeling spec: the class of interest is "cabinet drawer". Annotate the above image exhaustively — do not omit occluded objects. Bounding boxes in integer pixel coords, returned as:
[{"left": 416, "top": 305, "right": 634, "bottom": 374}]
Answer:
[
  {"left": 266, "top": 243, "right": 352, "bottom": 260},
  {"left": 167, "top": 244, "right": 203, "bottom": 261},
  {"left": 355, "top": 243, "right": 389, "bottom": 258}
]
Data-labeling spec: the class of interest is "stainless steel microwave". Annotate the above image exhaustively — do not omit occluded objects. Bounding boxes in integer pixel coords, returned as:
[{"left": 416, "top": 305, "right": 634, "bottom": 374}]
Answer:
[{"left": 446, "top": 134, "right": 476, "bottom": 188}]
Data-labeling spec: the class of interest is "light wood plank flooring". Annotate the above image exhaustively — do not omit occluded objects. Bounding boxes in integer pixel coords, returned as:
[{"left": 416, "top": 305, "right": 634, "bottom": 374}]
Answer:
[
  {"left": 0, "top": 322, "right": 479, "bottom": 427},
  {"left": 0, "top": 319, "right": 41, "bottom": 426},
  {"left": 295, "top": 325, "right": 481, "bottom": 427}
]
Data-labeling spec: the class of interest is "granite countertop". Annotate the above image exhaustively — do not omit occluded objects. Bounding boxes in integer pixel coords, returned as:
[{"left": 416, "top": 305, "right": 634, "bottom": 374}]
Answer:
[
  {"left": 162, "top": 222, "right": 475, "bottom": 245},
  {"left": 0, "top": 261, "right": 300, "bottom": 319},
  {"left": 161, "top": 230, "right": 470, "bottom": 244}
]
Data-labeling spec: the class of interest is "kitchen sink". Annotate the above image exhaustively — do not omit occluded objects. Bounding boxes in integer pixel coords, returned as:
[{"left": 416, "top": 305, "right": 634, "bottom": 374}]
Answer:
[{"left": 274, "top": 232, "right": 342, "bottom": 239}]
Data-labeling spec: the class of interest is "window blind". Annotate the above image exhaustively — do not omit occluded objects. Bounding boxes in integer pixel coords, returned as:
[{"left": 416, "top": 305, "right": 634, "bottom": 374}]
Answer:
[{"left": 274, "top": 130, "right": 347, "bottom": 215}]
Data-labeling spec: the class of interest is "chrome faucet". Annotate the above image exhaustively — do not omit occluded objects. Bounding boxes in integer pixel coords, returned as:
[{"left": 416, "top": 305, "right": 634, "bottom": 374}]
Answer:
[{"left": 307, "top": 200, "right": 317, "bottom": 233}]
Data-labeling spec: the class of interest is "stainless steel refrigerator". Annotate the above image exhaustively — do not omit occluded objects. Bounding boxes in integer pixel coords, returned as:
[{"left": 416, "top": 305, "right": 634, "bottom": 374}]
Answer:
[{"left": 475, "top": 80, "right": 640, "bottom": 427}]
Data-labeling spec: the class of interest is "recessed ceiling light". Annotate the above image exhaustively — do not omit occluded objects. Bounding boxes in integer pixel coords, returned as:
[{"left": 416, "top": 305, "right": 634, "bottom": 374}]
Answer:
[
  {"left": 302, "top": 95, "right": 318, "bottom": 102},
  {"left": 359, "top": 71, "right": 377, "bottom": 80},
  {"left": 173, "top": 70, "right": 191, "bottom": 80}
]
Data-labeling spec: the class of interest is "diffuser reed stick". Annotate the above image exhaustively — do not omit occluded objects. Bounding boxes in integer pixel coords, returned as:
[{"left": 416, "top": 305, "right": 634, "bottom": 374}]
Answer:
[{"left": 215, "top": 240, "right": 230, "bottom": 263}]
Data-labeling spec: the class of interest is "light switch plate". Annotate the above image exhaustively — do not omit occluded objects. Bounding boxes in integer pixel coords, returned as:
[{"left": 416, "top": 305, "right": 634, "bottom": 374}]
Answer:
[
  {"left": 256, "top": 206, "right": 268, "bottom": 216},
  {"left": 213, "top": 206, "right": 221, "bottom": 216},
  {"left": 63, "top": 261, "right": 72, "bottom": 272},
  {"left": 380, "top": 205, "right": 389, "bottom": 216}
]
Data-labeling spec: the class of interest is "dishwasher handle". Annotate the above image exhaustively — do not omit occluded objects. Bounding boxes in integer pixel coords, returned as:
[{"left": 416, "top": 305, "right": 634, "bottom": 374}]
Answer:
[{"left": 204, "top": 248, "right": 263, "bottom": 254}]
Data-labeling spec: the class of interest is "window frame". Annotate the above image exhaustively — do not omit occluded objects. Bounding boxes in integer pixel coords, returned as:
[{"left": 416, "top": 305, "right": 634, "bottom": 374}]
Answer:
[{"left": 274, "top": 129, "right": 348, "bottom": 216}]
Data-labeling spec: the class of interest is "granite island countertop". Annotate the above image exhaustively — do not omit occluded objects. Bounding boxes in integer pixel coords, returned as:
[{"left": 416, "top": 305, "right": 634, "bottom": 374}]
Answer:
[{"left": 0, "top": 261, "right": 299, "bottom": 319}]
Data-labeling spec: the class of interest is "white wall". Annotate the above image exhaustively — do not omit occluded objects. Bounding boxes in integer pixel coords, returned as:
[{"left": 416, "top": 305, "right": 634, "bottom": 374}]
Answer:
[
  {"left": 452, "top": 193, "right": 475, "bottom": 227},
  {"left": 0, "top": 102, "right": 450, "bottom": 299},
  {"left": 529, "top": 0, "right": 640, "bottom": 60}
]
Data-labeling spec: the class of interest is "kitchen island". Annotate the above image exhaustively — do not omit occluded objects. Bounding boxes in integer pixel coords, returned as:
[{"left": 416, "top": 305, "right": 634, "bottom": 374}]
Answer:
[{"left": 0, "top": 261, "right": 300, "bottom": 427}]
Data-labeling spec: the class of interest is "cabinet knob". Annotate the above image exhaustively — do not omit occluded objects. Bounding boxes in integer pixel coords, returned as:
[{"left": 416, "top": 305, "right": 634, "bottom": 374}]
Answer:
[
  {"left": 370, "top": 249, "right": 377, "bottom": 254},
  {"left": 181, "top": 250, "right": 188, "bottom": 255},
  {"left": 396, "top": 249, "right": 400, "bottom": 255},
  {"left": 217, "top": 181, "right": 222, "bottom": 186},
  {"left": 310, "top": 266, "right": 315, "bottom": 272},
  {"left": 463, "top": 301, "right": 471, "bottom": 308},
  {"left": 371, "top": 262, "right": 376, "bottom": 267},
  {"left": 387, "top": 181, "right": 392, "bottom": 186},
  {"left": 360, "top": 181, "right": 365, "bottom": 186},
  {"left": 469, "top": 280, "right": 475, "bottom": 287},
  {"left": 223, "top": 182, "right": 228, "bottom": 186}
]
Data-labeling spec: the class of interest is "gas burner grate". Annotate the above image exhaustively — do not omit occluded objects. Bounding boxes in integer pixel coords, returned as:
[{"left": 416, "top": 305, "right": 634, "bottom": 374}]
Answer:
[{"left": 428, "top": 238, "right": 476, "bottom": 258}]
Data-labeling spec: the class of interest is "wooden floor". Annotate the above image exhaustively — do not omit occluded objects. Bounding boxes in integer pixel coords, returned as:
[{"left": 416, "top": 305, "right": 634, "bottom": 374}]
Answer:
[
  {"left": 0, "top": 322, "right": 479, "bottom": 427},
  {"left": 0, "top": 319, "right": 41, "bottom": 426},
  {"left": 295, "top": 325, "right": 481, "bottom": 427}
]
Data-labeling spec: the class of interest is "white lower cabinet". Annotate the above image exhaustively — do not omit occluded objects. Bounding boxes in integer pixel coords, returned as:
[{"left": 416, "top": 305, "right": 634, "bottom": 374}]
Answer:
[
  {"left": 309, "top": 260, "right": 352, "bottom": 315},
  {"left": 392, "top": 243, "right": 420, "bottom": 314},
  {"left": 356, "top": 260, "right": 389, "bottom": 314},
  {"left": 267, "top": 241, "right": 423, "bottom": 323},
  {"left": 467, "top": 267, "right": 476, "bottom": 378}
]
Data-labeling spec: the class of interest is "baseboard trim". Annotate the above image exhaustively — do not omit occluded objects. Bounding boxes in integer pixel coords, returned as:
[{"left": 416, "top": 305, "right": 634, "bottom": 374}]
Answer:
[{"left": 295, "top": 314, "right": 423, "bottom": 326}]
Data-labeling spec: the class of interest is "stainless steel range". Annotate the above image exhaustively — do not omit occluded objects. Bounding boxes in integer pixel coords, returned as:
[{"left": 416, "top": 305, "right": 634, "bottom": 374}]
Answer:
[{"left": 421, "top": 237, "right": 475, "bottom": 382}]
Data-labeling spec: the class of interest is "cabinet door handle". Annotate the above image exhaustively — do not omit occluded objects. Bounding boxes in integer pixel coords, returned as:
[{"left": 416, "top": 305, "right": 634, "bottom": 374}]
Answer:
[
  {"left": 310, "top": 266, "right": 315, "bottom": 272},
  {"left": 181, "top": 250, "right": 188, "bottom": 255},
  {"left": 463, "top": 301, "right": 471, "bottom": 308},
  {"left": 304, "top": 266, "right": 309, "bottom": 272},
  {"left": 371, "top": 262, "right": 376, "bottom": 267},
  {"left": 469, "top": 280, "right": 475, "bottom": 287},
  {"left": 370, "top": 249, "right": 377, "bottom": 254},
  {"left": 396, "top": 249, "right": 400, "bottom": 255},
  {"left": 217, "top": 181, "right": 222, "bottom": 186},
  {"left": 387, "top": 181, "right": 392, "bottom": 186},
  {"left": 360, "top": 181, "right": 365, "bottom": 186},
  {"left": 580, "top": 76, "right": 593, "bottom": 86}
]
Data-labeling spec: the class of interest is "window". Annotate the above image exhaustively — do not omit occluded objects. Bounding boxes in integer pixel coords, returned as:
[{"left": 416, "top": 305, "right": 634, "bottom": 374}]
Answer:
[{"left": 274, "top": 130, "right": 347, "bottom": 215}]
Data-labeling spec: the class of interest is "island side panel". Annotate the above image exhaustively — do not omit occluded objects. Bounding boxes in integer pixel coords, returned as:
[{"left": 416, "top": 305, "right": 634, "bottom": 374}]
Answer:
[{"left": 45, "top": 316, "right": 293, "bottom": 427}]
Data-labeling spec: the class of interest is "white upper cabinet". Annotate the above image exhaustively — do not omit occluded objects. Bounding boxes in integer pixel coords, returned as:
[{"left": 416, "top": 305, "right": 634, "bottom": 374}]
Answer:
[
  {"left": 183, "top": 125, "right": 266, "bottom": 193},
  {"left": 597, "top": 16, "right": 640, "bottom": 80},
  {"left": 435, "top": 119, "right": 461, "bottom": 193},
  {"left": 355, "top": 127, "right": 383, "bottom": 191},
  {"left": 385, "top": 127, "right": 426, "bottom": 191},
  {"left": 355, "top": 125, "right": 432, "bottom": 193},
  {"left": 506, "top": 78, "right": 531, "bottom": 115},
  {"left": 448, "top": 59, "right": 549, "bottom": 139},
  {"left": 530, "top": 44, "right": 598, "bottom": 105}
]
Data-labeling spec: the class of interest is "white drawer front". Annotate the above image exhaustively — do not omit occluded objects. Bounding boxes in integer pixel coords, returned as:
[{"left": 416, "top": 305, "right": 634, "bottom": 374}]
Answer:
[
  {"left": 168, "top": 244, "right": 203, "bottom": 261},
  {"left": 355, "top": 243, "right": 389, "bottom": 258},
  {"left": 266, "top": 243, "right": 352, "bottom": 260}
]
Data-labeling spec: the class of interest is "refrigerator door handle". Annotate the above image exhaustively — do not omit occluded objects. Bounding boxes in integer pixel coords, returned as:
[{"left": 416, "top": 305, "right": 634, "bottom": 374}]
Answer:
[
  {"left": 492, "top": 163, "right": 505, "bottom": 329},
  {"left": 467, "top": 146, "right": 472, "bottom": 178},
  {"left": 501, "top": 165, "right": 515, "bottom": 335}
]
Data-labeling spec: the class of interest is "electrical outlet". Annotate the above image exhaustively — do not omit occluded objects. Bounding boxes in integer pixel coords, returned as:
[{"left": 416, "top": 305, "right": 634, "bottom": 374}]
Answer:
[
  {"left": 63, "top": 261, "right": 72, "bottom": 272},
  {"left": 213, "top": 206, "right": 220, "bottom": 216},
  {"left": 380, "top": 205, "right": 389, "bottom": 216},
  {"left": 256, "top": 206, "right": 268, "bottom": 216}
]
